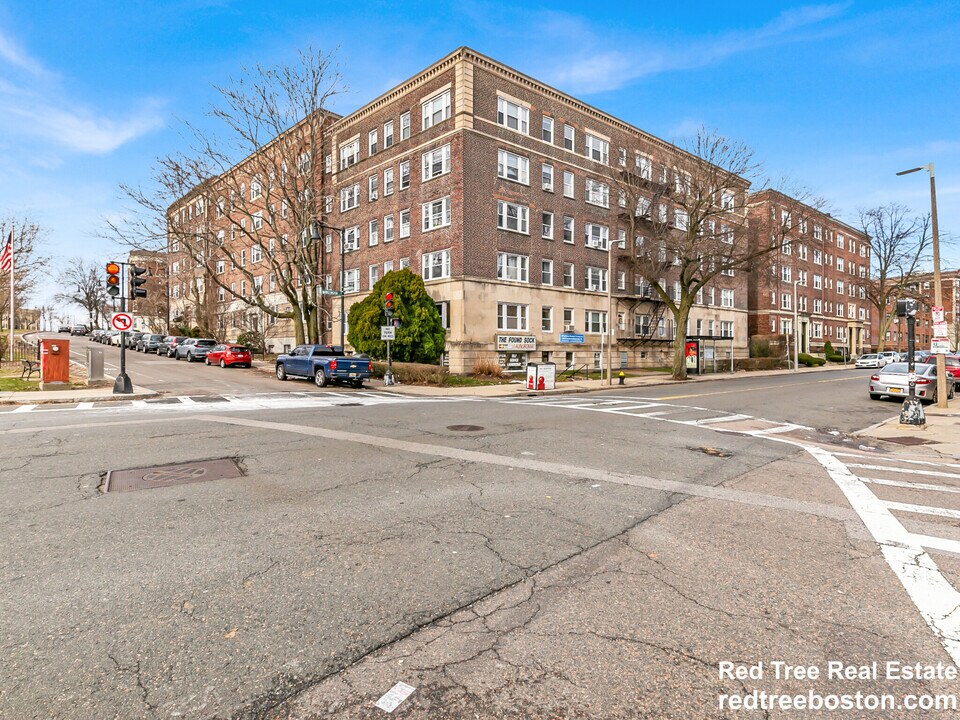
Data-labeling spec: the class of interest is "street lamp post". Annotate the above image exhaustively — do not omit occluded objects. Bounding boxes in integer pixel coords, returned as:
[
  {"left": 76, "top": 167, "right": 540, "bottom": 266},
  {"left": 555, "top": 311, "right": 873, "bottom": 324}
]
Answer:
[
  {"left": 607, "top": 239, "right": 614, "bottom": 385},
  {"left": 897, "top": 164, "right": 948, "bottom": 408},
  {"left": 793, "top": 279, "right": 800, "bottom": 372},
  {"left": 312, "top": 221, "right": 346, "bottom": 349}
]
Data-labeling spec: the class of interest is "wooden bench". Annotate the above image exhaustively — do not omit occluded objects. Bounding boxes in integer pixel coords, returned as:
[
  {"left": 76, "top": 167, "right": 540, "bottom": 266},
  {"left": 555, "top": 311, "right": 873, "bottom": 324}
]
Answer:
[{"left": 21, "top": 359, "right": 40, "bottom": 380}]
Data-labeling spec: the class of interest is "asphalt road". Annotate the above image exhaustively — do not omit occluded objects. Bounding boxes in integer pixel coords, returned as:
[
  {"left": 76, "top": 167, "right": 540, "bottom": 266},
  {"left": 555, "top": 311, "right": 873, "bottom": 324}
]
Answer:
[{"left": 3, "top": 366, "right": 958, "bottom": 719}]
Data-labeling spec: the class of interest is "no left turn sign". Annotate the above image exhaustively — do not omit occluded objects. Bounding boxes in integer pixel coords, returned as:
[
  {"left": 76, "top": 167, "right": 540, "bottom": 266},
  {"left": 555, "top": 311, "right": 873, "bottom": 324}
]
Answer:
[{"left": 111, "top": 312, "right": 134, "bottom": 331}]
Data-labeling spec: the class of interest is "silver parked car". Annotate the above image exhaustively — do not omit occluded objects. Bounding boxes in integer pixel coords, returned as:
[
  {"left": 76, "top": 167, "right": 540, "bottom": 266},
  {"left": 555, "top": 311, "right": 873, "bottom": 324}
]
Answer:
[
  {"left": 175, "top": 338, "right": 217, "bottom": 362},
  {"left": 868, "top": 362, "right": 955, "bottom": 403},
  {"left": 855, "top": 353, "right": 883, "bottom": 369}
]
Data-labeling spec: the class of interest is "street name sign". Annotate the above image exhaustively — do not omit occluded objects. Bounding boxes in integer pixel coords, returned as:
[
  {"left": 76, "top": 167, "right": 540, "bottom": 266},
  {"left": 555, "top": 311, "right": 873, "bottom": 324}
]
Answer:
[
  {"left": 320, "top": 289, "right": 343, "bottom": 297},
  {"left": 110, "top": 312, "right": 134, "bottom": 331},
  {"left": 559, "top": 333, "right": 585, "bottom": 344},
  {"left": 381, "top": 326, "right": 396, "bottom": 340}
]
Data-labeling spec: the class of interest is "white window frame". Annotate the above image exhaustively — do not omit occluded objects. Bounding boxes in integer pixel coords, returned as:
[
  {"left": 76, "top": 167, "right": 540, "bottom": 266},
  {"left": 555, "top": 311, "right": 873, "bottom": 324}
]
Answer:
[
  {"left": 563, "top": 171, "right": 575, "bottom": 198},
  {"left": 340, "top": 184, "right": 360, "bottom": 212},
  {"left": 497, "top": 149, "right": 529, "bottom": 184},
  {"left": 421, "top": 196, "right": 452, "bottom": 232},
  {"left": 422, "top": 144, "right": 451, "bottom": 181},
  {"left": 399, "top": 209, "right": 410, "bottom": 238},
  {"left": 584, "top": 133, "right": 609, "bottom": 164},
  {"left": 497, "top": 303, "right": 528, "bottom": 331},
  {"left": 541, "top": 163, "right": 554, "bottom": 192},
  {"left": 496, "top": 201, "right": 529, "bottom": 234},
  {"left": 383, "top": 215, "right": 394, "bottom": 243},
  {"left": 421, "top": 90, "right": 451, "bottom": 130},
  {"left": 541, "top": 259, "right": 553, "bottom": 285},
  {"left": 400, "top": 111, "right": 410, "bottom": 140},
  {"left": 542, "top": 116, "right": 554, "bottom": 143},
  {"left": 338, "top": 138, "right": 360, "bottom": 170},
  {"left": 422, "top": 249, "right": 451, "bottom": 280},
  {"left": 585, "top": 178, "right": 609, "bottom": 208},
  {"left": 496, "top": 252, "right": 529, "bottom": 283},
  {"left": 496, "top": 96, "right": 529, "bottom": 134}
]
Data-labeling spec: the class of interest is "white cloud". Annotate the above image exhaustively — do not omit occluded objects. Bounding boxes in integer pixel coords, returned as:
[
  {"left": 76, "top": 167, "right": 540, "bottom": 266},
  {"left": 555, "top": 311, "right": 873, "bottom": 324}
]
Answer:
[
  {"left": 541, "top": 3, "right": 850, "bottom": 94},
  {"left": 0, "top": 25, "right": 164, "bottom": 154}
]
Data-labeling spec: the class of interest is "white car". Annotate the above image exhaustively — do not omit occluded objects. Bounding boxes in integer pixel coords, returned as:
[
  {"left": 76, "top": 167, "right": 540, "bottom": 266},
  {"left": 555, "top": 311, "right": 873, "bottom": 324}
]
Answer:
[
  {"left": 877, "top": 351, "right": 899, "bottom": 366},
  {"left": 856, "top": 353, "right": 884, "bottom": 369}
]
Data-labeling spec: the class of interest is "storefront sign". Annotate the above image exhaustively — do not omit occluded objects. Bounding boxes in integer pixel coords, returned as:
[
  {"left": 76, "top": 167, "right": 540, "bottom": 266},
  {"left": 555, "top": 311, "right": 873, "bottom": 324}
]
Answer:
[
  {"left": 496, "top": 334, "right": 537, "bottom": 351},
  {"left": 559, "top": 333, "right": 585, "bottom": 344}
]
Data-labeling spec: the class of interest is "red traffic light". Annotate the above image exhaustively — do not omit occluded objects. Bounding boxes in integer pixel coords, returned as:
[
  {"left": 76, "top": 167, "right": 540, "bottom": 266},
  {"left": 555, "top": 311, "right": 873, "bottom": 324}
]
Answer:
[
  {"left": 107, "top": 275, "right": 120, "bottom": 286},
  {"left": 106, "top": 262, "right": 120, "bottom": 275},
  {"left": 384, "top": 292, "right": 394, "bottom": 310}
]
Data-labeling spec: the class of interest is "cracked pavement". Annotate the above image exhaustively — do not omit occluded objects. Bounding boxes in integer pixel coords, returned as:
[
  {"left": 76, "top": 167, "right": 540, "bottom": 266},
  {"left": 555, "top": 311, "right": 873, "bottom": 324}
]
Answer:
[{"left": 1, "top": 370, "right": 957, "bottom": 718}]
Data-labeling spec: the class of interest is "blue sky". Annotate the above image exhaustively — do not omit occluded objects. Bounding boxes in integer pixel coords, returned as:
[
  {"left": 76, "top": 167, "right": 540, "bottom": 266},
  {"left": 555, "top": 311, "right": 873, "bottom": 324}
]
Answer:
[{"left": 1, "top": 0, "right": 958, "bottom": 311}]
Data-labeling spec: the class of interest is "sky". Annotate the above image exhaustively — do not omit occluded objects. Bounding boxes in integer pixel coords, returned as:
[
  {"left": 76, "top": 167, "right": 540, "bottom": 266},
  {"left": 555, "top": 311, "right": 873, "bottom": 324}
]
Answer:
[{"left": 1, "top": 0, "right": 958, "bottom": 315}]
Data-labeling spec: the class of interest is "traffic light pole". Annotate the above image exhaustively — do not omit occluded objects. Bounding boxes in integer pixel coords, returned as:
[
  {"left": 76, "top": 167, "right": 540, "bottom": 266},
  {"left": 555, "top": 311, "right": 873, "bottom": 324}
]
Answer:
[
  {"left": 898, "top": 300, "right": 924, "bottom": 427},
  {"left": 113, "top": 281, "right": 133, "bottom": 395}
]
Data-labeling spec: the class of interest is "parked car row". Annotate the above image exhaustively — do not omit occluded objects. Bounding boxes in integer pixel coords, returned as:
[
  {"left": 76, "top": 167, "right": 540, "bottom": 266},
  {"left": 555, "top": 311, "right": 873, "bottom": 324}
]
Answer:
[
  {"left": 868, "top": 362, "right": 955, "bottom": 403},
  {"left": 89, "top": 329, "right": 254, "bottom": 368}
]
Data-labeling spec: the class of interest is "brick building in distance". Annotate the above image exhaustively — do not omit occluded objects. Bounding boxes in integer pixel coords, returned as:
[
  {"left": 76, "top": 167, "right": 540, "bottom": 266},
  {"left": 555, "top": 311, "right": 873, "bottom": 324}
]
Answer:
[
  {"left": 874, "top": 269, "right": 960, "bottom": 354},
  {"left": 127, "top": 250, "right": 168, "bottom": 334},
  {"left": 747, "top": 190, "right": 872, "bottom": 357},
  {"left": 166, "top": 48, "right": 766, "bottom": 372}
]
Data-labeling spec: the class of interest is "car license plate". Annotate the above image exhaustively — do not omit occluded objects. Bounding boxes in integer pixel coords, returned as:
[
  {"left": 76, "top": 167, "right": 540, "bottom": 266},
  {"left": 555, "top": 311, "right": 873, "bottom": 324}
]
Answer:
[
  {"left": 349, "top": 373, "right": 357, "bottom": 377},
  {"left": 889, "top": 387, "right": 901, "bottom": 393}
]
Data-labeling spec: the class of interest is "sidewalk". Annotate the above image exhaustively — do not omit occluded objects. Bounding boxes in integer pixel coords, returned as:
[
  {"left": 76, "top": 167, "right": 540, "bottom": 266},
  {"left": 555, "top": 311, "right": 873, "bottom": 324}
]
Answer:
[
  {"left": 856, "top": 401, "right": 960, "bottom": 459},
  {"left": 0, "top": 386, "right": 158, "bottom": 405}
]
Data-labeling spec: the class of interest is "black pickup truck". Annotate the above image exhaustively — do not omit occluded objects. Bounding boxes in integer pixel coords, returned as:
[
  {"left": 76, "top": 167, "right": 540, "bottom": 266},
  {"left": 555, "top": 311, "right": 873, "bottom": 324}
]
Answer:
[{"left": 275, "top": 345, "right": 372, "bottom": 388}]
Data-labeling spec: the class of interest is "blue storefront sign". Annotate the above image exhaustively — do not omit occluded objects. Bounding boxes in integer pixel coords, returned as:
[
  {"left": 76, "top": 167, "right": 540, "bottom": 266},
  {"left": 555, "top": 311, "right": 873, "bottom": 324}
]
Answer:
[{"left": 559, "top": 333, "right": 585, "bottom": 344}]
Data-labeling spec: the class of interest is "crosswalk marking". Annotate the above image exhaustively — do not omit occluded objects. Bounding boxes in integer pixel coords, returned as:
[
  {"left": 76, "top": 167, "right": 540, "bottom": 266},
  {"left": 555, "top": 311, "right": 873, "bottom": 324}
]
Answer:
[
  {"left": 884, "top": 501, "right": 960, "bottom": 520},
  {"left": 845, "top": 463, "right": 960, "bottom": 480},
  {"left": 860, "top": 476, "right": 960, "bottom": 494}
]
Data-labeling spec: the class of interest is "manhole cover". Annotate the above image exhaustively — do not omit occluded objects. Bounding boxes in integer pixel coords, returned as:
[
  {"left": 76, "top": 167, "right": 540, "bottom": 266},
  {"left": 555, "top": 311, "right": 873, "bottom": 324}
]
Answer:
[
  {"left": 883, "top": 436, "right": 935, "bottom": 446},
  {"left": 104, "top": 458, "right": 244, "bottom": 493},
  {"left": 447, "top": 425, "right": 485, "bottom": 432}
]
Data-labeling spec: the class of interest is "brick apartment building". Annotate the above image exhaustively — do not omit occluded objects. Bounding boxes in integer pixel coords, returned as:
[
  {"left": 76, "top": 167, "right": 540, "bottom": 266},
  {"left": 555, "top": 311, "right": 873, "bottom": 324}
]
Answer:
[
  {"left": 874, "top": 269, "right": 960, "bottom": 353},
  {"left": 166, "top": 48, "right": 758, "bottom": 373},
  {"left": 747, "top": 190, "right": 872, "bottom": 357},
  {"left": 127, "top": 250, "right": 168, "bottom": 333}
]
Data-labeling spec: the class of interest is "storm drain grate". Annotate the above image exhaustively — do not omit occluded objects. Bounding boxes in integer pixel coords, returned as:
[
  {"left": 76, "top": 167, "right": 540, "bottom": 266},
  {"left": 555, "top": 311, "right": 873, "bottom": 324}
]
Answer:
[
  {"left": 447, "top": 425, "right": 485, "bottom": 432},
  {"left": 104, "top": 458, "right": 244, "bottom": 493},
  {"left": 883, "top": 436, "right": 935, "bottom": 446}
]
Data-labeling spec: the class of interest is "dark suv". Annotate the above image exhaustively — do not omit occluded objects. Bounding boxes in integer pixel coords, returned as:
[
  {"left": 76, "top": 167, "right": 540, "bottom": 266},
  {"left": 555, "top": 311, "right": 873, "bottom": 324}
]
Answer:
[{"left": 138, "top": 334, "right": 165, "bottom": 353}]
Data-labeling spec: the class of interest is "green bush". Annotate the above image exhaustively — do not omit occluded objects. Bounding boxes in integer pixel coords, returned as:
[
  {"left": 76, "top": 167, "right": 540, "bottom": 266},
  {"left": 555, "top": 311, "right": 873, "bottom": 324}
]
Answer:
[
  {"left": 371, "top": 360, "right": 448, "bottom": 386},
  {"left": 798, "top": 353, "right": 826, "bottom": 367},
  {"left": 734, "top": 358, "right": 786, "bottom": 371},
  {"left": 749, "top": 337, "right": 776, "bottom": 358}
]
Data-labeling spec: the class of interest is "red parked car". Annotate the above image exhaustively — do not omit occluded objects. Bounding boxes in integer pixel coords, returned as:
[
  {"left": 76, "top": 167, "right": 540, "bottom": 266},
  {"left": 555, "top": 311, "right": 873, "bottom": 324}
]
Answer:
[
  {"left": 205, "top": 344, "right": 253, "bottom": 368},
  {"left": 923, "top": 355, "right": 960, "bottom": 379}
]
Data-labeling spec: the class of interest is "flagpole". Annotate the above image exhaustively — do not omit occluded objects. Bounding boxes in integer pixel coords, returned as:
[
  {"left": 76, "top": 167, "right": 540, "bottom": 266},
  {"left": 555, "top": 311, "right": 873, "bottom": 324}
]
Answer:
[{"left": 8, "top": 227, "right": 14, "bottom": 361}]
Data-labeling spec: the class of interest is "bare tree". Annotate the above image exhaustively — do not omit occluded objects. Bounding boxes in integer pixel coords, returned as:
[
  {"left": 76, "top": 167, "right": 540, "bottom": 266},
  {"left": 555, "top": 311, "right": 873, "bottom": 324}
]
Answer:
[
  {"left": 105, "top": 47, "right": 344, "bottom": 343},
  {"left": 0, "top": 217, "right": 48, "bottom": 331},
  {"left": 609, "top": 128, "right": 809, "bottom": 379},
  {"left": 54, "top": 259, "right": 111, "bottom": 328},
  {"left": 859, "top": 204, "right": 932, "bottom": 351}
]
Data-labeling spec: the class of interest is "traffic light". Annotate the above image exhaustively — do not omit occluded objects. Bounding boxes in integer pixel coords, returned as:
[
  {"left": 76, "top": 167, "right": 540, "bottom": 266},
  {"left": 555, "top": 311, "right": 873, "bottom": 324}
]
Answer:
[
  {"left": 130, "top": 265, "right": 148, "bottom": 298},
  {"left": 896, "top": 299, "right": 917, "bottom": 317},
  {"left": 384, "top": 292, "right": 395, "bottom": 318},
  {"left": 106, "top": 262, "right": 121, "bottom": 297}
]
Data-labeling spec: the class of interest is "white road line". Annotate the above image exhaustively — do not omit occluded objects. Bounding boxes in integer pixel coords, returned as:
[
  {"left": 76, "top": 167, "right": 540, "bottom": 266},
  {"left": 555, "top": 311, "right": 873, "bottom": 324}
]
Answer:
[
  {"left": 177, "top": 396, "right": 198, "bottom": 405},
  {"left": 884, "top": 501, "right": 960, "bottom": 520},
  {"left": 76, "top": 402, "right": 94, "bottom": 410},
  {"left": 690, "top": 414, "right": 752, "bottom": 425},
  {"left": 804, "top": 445, "right": 960, "bottom": 666},
  {"left": 749, "top": 423, "right": 808, "bottom": 435},
  {"left": 909, "top": 534, "right": 960, "bottom": 556},
  {"left": 845, "top": 463, "right": 960, "bottom": 480},
  {"left": 834, "top": 451, "right": 960, "bottom": 470},
  {"left": 11, "top": 405, "right": 36, "bottom": 413},
  {"left": 860, "top": 476, "right": 960, "bottom": 494}
]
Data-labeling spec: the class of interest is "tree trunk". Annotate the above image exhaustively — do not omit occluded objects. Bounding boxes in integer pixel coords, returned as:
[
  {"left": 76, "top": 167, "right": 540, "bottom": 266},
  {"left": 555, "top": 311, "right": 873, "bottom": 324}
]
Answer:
[
  {"left": 307, "top": 306, "right": 319, "bottom": 344},
  {"left": 670, "top": 301, "right": 693, "bottom": 381},
  {"left": 292, "top": 314, "right": 304, "bottom": 345}
]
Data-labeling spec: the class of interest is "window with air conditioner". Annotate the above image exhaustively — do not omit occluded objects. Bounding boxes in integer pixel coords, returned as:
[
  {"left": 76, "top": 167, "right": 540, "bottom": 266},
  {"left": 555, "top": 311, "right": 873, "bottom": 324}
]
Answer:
[
  {"left": 584, "top": 223, "right": 609, "bottom": 249},
  {"left": 585, "top": 266, "right": 607, "bottom": 292}
]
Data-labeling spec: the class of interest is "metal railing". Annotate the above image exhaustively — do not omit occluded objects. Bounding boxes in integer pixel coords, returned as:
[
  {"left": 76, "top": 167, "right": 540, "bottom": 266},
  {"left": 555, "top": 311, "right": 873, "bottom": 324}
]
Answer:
[{"left": 1, "top": 337, "right": 39, "bottom": 365}]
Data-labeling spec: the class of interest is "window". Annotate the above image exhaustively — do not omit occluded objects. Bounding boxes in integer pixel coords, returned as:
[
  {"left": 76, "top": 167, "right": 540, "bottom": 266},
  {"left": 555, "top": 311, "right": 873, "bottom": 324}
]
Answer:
[
  {"left": 837, "top": 257, "right": 844, "bottom": 272},
  {"left": 814, "top": 298, "right": 822, "bottom": 313},
  {"left": 340, "top": 184, "right": 360, "bottom": 211},
  {"left": 215, "top": 260, "right": 224, "bottom": 275},
  {"left": 781, "top": 293, "right": 792, "bottom": 310},
  {"left": 720, "top": 321, "right": 734, "bottom": 338},
  {"left": 324, "top": 234, "right": 332, "bottom": 253},
  {"left": 542, "top": 211, "right": 554, "bottom": 239},
  {"left": 368, "top": 174, "right": 379, "bottom": 200},
  {"left": 797, "top": 244, "right": 808, "bottom": 261},
  {"left": 541, "top": 306, "right": 553, "bottom": 332},
  {"left": 563, "top": 307, "right": 574, "bottom": 331},
  {"left": 399, "top": 257, "right": 410, "bottom": 270},
  {"left": 399, "top": 160, "right": 410, "bottom": 190},
  {"left": 436, "top": 301, "right": 450, "bottom": 329},
  {"left": 585, "top": 310, "right": 607, "bottom": 334},
  {"left": 422, "top": 249, "right": 451, "bottom": 280},
  {"left": 384, "top": 120, "right": 394, "bottom": 148},
  {"left": 497, "top": 96, "right": 528, "bottom": 133},
  {"left": 837, "top": 233, "right": 845, "bottom": 249},
  {"left": 497, "top": 303, "right": 528, "bottom": 331},
  {"left": 343, "top": 269, "right": 359, "bottom": 293},
  {"left": 400, "top": 111, "right": 410, "bottom": 140},
  {"left": 813, "top": 249, "right": 822, "bottom": 265},
  {"left": 383, "top": 260, "right": 394, "bottom": 274},
  {"left": 422, "top": 144, "right": 451, "bottom": 180},
  {"left": 836, "top": 279, "right": 844, "bottom": 295},
  {"left": 252, "top": 211, "right": 263, "bottom": 230},
  {"left": 368, "top": 129, "right": 378, "bottom": 155},
  {"left": 496, "top": 201, "right": 529, "bottom": 234},
  {"left": 384, "top": 167, "right": 394, "bottom": 195},
  {"left": 636, "top": 154, "right": 651, "bottom": 180},
  {"left": 618, "top": 147, "right": 627, "bottom": 167},
  {"left": 369, "top": 264, "right": 379, "bottom": 288},
  {"left": 239, "top": 249, "right": 246, "bottom": 267},
  {"left": 343, "top": 226, "right": 360, "bottom": 252},
  {"left": 674, "top": 209, "right": 688, "bottom": 231},
  {"left": 541, "top": 259, "right": 553, "bottom": 285},
  {"left": 562, "top": 216, "right": 574, "bottom": 243},
  {"left": 781, "top": 266, "right": 792, "bottom": 282},
  {"left": 635, "top": 313, "right": 650, "bottom": 336},
  {"left": 585, "top": 266, "right": 607, "bottom": 291},
  {"left": 339, "top": 139, "right": 360, "bottom": 170},
  {"left": 422, "top": 90, "right": 451, "bottom": 130},
  {"left": 585, "top": 178, "right": 609, "bottom": 207},
  {"left": 324, "top": 196, "right": 332, "bottom": 214},
  {"left": 217, "top": 287, "right": 225, "bottom": 302},
  {"left": 250, "top": 177, "right": 262, "bottom": 200},
  {"left": 542, "top": 116, "right": 553, "bottom": 143},
  {"left": 497, "top": 149, "right": 529, "bottom": 184},
  {"left": 563, "top": 124, "right": 574, "bottom": 151},
  {"left": 251, "top": 244, "right": 263, "bottom": 263},
  {"left": 497, "top": 252, "right": 529, "bottom": 282},
  {"left": 384, "top": 215, "right": 394, "bottom": 242},
  {"left": 399, "top": 209, "right": 410, "bottom": 238},
  {"left": 563, "top": 171, "right": 575, "bottom": 198},
  {"left": 584, "top": 223, "right": 609, "bottom": 250},
  {"left": 721, "top": 289, "right": 734, "bottom": 308},
  {"left": 368, "top": 219, "right": 379, "bottom": 246},
  {"left": 813, "top": 224, "right": 822, "bottom": 241},
  {"left": 323, "top": 154, "right": 331, "bottom": 174},
  {"left": 798, "top": 270, "right": 807, "bottom": 286},
  {"left": 421, "top": 196, "right": 452, "bottom": 231},
  {"left": 721, "top": 192, "right": 735, "bottom": 210},
  {"left": 542, "top": 163, "right": 554, "bottom": 191},
  {"left": 584, "top": 133, "right": 609, "bottom": 164},
  {"left": 563, "top": 263, "right": 574, "bottom": 288}
]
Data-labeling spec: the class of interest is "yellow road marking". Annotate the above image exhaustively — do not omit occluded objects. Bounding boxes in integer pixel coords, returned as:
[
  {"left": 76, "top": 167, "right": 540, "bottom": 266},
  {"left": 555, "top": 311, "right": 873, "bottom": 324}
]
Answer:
[{"left": 655, "top": 375, "right": 861, "bottom": 400}]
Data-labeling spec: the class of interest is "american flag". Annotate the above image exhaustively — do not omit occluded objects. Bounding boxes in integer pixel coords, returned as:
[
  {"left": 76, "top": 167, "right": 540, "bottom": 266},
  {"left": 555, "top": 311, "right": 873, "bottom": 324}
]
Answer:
[{"left": 0, "top": 230, "right": 11, "bottom": 272}]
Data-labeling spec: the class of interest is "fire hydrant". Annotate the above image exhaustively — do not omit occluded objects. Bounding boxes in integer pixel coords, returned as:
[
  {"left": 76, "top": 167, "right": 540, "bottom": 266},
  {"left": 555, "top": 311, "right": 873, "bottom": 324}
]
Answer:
[{"left": 618, "top": 370, "right": 625, "bottom": 385}]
